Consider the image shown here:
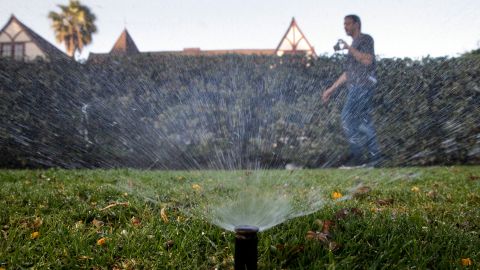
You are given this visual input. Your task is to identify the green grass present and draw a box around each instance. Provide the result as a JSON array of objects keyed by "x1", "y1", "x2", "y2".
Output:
[{"x1": 0, "y1": 167, "x2": 479, "y2": 269}]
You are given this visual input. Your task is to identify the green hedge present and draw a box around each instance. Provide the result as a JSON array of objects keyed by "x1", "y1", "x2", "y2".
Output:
[{"x1": 0, "y1": 54, "x2": 479, "y2": 168}]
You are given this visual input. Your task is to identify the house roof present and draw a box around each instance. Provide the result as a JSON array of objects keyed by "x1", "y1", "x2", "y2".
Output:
[
  {"x1": 88, "y1": 17, "x2": 316, "y2": 62},
  {"x1": 1, "y1": 14, "x2": 70, "y2": 61},
  {"x1": 110, "y1": 29, "x2": 140, "y2": 55},
  {"x1": 275, "y1": 17, "x2": 316, "y2": 57}
]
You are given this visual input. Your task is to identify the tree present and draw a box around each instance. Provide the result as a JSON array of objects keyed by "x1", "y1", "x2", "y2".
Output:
[{"x1": 48, "y1": 0, "x2": 97, "y2": 59}]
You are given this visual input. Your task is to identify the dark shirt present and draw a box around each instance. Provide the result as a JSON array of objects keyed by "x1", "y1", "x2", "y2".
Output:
[{"x1": 345, "y1": 33, "x2": 376, "y2": 87}]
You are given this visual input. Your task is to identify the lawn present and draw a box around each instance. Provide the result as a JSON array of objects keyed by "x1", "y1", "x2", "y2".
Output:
[{"x1": 0, "y1": 167, "x2": 479, "y2": 269}]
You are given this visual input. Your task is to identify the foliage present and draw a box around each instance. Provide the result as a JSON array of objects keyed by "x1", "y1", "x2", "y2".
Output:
[
  {"x1": 0, "y1": 54, "x2": 479, "y2": 168},
  {"x1": 48, "y1": 0, "x2": 97, "y2": 58}
]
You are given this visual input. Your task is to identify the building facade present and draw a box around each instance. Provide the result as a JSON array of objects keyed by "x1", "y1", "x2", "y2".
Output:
[{"x1": 0, "y1": 15, "x2": 69, "y2": 61}]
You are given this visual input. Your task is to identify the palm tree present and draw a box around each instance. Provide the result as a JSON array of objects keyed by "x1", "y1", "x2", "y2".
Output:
[{"x1": 48, "y1": 0, "x2": 97, "y2": 59}]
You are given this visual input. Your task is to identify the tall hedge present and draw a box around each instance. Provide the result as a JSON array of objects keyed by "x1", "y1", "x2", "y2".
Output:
[{"x1": 0, "y1": 54, "x2": 479, "y2": 168}]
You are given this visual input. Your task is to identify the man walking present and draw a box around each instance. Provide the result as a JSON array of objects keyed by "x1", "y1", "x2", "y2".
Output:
[{"x1": 322, "y1": 14, "x2": 381, "y2": 167}]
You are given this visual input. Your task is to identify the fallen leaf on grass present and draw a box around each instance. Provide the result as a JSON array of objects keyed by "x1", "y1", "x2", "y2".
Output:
[
  {"x1": 130, "y1": 217, "x2": 141, "y2": 227},
  {"x1": 427, "y1": 190, "x2": 438, "y2": 199},
  {"x1": 321, "y1": 220, "x2": 335, "y2": 234},
  {"x1": 287, "y1": 244, "x2": 305, "y2": 256},
  {"x1": 33, "y1": 217, "x2": 43, "y2": 228},
  {"x1": 92, "y1": 219, "x2": 104, "y2": 228},
  {"x1": 160, "y1": 207, "x2": 169, "y2": 223},
  {"x1": 19, "y1": 219, "x2": 29, "y2": 229},
  {"x1": 328, "y1": 241, "x2": 341, "y2": 251},
  {"x1": 305, "y1": 231, "x2": 340, "y2": 251},
  {"x1": 375, "y1": 198, "x2": 394, "y2": 206},
  {"x1": 461, "y1": 258, "x2": 472, "y2": 266},
  {"x1": 332, "y1": 191, "x2": 343, "y2": 200},
  {"x1": 112, "y1": 259, "x2": 137, "y2": 270},
  {"x1": 306, "y1": 231, "x2": 329, "y2": 243},
  {"x1": 100, "y1": 202, "x2": 129, "y2": 211},
  {"x1": 335, "y1": 208, "x2": 363, "y2": 220},
  {"x1": 468, "y1": 175, "x2": 479, "y2": 181},
  {"x1": 78, "y1": 255, "x2": 93, "y2": 260},
  {"x1": 192, "y1": 184, "x2": 202, "y2": 191},
  {"x1": 74, "y1": 221, "x2": 84, "y2": 230},
  {"x1": 30, "y1": 231, "x2": 40, "y2": 239},
  {"x1": 274, "y1": 243, "x2": 286, "y2": 251},
  {"x1": 97, "y1": 237, "x2": 107, "y2": 246},
  {"x1": 164, "y1": 240, "x2": 174, "y2": 250},
  {"x1": 352, "y1": 185, "x2": 371, "y2": 198},
  {"x1": 313, "y1": 219, "x2": 335, "y2": 234},
  {"x1": 411, "y1": 186, "x2": 420, "y2": 192},
  {"x1": 307, "y1": 220, "x2": 335, "y2": 244}
]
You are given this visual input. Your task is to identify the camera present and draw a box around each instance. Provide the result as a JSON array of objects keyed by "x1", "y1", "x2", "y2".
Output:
[{"x1": 333, "y1": 40, "x2": 343, "y2": 51}]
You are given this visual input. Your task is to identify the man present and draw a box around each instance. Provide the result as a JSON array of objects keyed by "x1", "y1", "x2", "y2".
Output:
[{"x1": 322, "y1": 14, "x2": 381, "y2": 167}]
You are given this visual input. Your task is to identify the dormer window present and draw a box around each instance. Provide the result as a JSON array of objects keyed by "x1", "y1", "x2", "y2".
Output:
[{"x1": 1, "y1": 42, "x2": 25, "y2": 60}]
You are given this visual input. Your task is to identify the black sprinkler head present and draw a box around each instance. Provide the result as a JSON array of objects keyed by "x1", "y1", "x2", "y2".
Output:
[{"x1": 234, "y1": 225, "x2": 259, "y2": 270}]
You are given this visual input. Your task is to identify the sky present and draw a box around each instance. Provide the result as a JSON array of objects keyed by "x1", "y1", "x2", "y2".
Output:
[{"x1": 1, "y1": 0, "x2": 480, "y2": 60}]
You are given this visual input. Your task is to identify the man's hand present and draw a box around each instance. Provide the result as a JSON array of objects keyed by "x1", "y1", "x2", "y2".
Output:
[
  {"x1": 338, "y1": 39, "x2": 350, "y2": 50},
  {"x1": 323, "y1": 73, "x2": 347, "y2": 104}
]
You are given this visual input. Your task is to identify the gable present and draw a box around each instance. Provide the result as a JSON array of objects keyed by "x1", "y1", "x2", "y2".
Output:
[
  {"x1": 275, "y1": 18, "x2": 316, "y2": 57},
  {"x1": 0, "y1": 15, "x2": 69, "y2": 61},
  {"x1": 4, "y1": 20, "x2": 23, "y2": 38}
]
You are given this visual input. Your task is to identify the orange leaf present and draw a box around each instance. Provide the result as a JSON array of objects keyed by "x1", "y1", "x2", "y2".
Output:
[
  {"x1": 332, "y1": 191, "x2": 343, "y2": 200},
  {"x1": 97, "y1": 237, "x2": 107, "y2": 246},
  {"x1": 461, "y1": 258, "x2": 472, "y2": 266},
  {"x1": 31, "y1": 231, "x2": 40, "y2": 239}
]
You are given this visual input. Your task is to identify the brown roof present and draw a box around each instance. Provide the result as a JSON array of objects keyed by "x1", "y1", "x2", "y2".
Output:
[
  {"x1": 110, "y1": 29, "x2": 139, "y2": 55},
  {"x1": 0, "y1": 14, "x2": 70, "y2": 61}
]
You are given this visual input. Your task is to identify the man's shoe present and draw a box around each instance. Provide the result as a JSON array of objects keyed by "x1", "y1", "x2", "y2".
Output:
[
  {"x1": 365, "y1": 157, "x2": 383, "y2": 168},
  {"x1": 339, "y1": 163, "x2": 367, "y2": 170},
  {"x1": 339, "y1": 156, "x2": 365, "y2": 169}
]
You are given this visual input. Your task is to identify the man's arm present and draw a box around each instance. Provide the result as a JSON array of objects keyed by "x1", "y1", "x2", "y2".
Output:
[
  {"x1": 346, "y1": 45, "x2": 373, "y2": 65},
  {"x1": 339, "y1": 39, "x2": 373, "y2": 66},
  {"x1": 322, "y1": 72, "x2": 347, "y2": 103}
]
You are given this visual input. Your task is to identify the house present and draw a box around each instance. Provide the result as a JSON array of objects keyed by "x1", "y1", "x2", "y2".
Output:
[
  {"x1": 0, "y1": 15, "x2": 69, "y2": 61},
  {"x1": 88, "y1": 17, "x2": 316, "y2": 62}
]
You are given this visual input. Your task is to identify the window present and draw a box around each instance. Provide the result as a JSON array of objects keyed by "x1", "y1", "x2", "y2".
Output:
[
  {"x1": 1, "y1": 43, "x2": 12, "y2": 57},
  {"x1": 14, "y1": 43, "x2": 24, "y2": 60},
  {"x1": 0, "y1": 43, "x2": 25, "y2": 60}
]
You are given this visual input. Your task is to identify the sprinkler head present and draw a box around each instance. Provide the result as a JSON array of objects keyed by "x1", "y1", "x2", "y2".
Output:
[{"x1": 234, "y1": 225, "x2": 259, "y2": 270}]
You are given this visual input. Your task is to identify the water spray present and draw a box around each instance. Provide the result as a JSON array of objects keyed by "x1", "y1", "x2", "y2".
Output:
[{"x1": 234, "y1": 225, "x2": 259, "y2": 270}]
